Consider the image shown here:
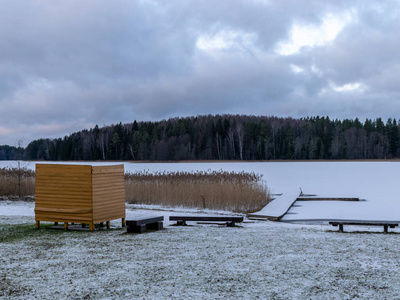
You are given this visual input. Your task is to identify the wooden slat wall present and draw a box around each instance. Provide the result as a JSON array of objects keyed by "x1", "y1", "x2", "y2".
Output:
[
  {"x1": 35, "y1": 164, "x2": 125, "y2": 225},
  {"x1": 35, "y1": 164, "x2": 93, "y2": 222},
  {"x1": 92, "y1": 165, "x2": 126, "y2": 223}
]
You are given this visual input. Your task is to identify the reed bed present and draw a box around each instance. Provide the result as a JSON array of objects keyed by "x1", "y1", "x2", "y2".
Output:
[
  {"x1": 0, "y1": 167, "x2": 35, "y2": 198},
  {"x1": 0, "y1": 167, "x2": 271, "y2": 213},
  {"x1": 125, "y1": 170, "x2": 271, "y2": 213}
]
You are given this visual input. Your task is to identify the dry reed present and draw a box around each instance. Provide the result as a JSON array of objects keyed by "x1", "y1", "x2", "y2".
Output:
[
  {"x1": 0, "y1": 167, "x2": 35, "y2": 198},
  {"x1": 0, "y1": 167, "x2": 271, "y2": 213},
  {"x1": 125, "y1": 170, "x2": 270, "y2": 213}
]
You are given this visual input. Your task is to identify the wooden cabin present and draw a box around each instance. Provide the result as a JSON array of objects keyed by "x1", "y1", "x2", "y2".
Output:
[{"x1": 35, "y1": 164, "x2": 126, "y2": 230}]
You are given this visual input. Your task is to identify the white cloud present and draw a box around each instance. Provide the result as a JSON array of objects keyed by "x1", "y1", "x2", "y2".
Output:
[
  {"x1": 276, "y1": 12, "x2": 354, "y2": 56},
  {"x1": 196, "y1": 33, "x2": 230, "y2": 52},
  {"x1": 329, "y1": 81, "x2": 366, "y2": 93},
  {"x1": 290, "y1": 64, "x2": 304, "y2": 73},
  {"x1": 24, "y1": 78, "x2": 54, "y2": 93},
  {"x1": 196, "y1": 28, "x2": 259, "y2": 57},
  {"x1": 311, "y1": 64, "x2": 323, "y2": 76}
]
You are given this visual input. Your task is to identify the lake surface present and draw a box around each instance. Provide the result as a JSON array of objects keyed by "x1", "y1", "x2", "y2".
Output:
[{"x1": 2, "y1": 160, "x2": 400, "y2": 221}]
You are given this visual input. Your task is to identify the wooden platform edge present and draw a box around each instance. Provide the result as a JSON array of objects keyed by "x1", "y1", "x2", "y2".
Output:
[
  {"x1": 298, "y1": 197, "x2": 360, "y2": 201},
  {"x1": 247, "y1": 192, "x2": 301, "y2": 222}
]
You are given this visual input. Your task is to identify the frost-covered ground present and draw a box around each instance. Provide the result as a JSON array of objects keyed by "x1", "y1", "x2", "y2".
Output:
[
  {"x1": 2, "y1": 201, "x2": 400, "y2": 299},
  {"x1": 2, "y1": 161, "x2": 400, "y2": 298}
]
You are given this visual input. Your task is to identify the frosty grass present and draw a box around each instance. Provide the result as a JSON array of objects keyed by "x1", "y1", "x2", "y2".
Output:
[{"x1": 2, "y1": 202, "x2": 400, "y2": 299}]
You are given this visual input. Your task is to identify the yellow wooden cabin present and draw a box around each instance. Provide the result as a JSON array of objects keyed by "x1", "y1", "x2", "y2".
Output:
[{"x1": 35, "y1": 164, "x2": 126, "y2": 230}]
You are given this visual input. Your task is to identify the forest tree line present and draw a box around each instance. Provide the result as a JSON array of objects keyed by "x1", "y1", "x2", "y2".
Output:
[
  {"x1": 0, "y1": 144, "x2": 24, "y2": 161},
  {"x1": 2, "y1": 115, "x2": 400, "y2": 161}
]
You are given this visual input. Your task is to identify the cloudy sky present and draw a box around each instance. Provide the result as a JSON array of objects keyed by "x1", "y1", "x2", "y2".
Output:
[{"x1": 1, "y1": 0, "x2": 400, "y2": 145}]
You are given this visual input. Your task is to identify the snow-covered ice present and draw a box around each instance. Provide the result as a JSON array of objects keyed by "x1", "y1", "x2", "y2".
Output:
[{"x1": 2, "y1": 160, "x2": 399, "y2": 221}]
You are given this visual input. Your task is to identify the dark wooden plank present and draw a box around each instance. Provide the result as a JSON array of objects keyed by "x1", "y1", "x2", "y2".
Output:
[
  {"x1": 298, "y1": 197, "x2": 359, "y2": 201},
  {"x1": 329, "y1": 221, "x2": 399, "y2": 233},
  {"x1": 126, "y1": 216, "x2": 164, "y2": 226},
  {"x1": 146, "y1": 221, "x2": 163, "y2": 231},
  {"x1": 126, "y1": 217, "x2": 164, "y2": 233},
  {"x1": 127, "y1": 224, "x2": 146, "y2": 233},
  {"x1": 169, "y1": 216, "x2": 243, "y2": 222},
  {"x1": 329, "y1": 221, "x2": 399, "y2": 226}
]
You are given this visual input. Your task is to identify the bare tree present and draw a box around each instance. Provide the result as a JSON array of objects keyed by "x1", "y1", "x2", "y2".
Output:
[
  {"x1": 215, "y1": 132, "x2": 222, "y2": 160},
  {"x1": 128, "y1": 144, "x2": 135, "y2": 160},
  {"x1": 236, "y1": 123, "x2": 244, "y2": 160},
  {"x1": 227, "y1": 128, "x2": 235, "y2": 159},
  {"x1": 13, "y1": 139, "x2": 28, "y2": 198},
  {"x1": 97, "y1": 131, "x2": 107, "y2": 160}
]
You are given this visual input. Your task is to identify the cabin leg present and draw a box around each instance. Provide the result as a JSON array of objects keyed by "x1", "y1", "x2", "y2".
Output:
[
  {"x1": 54, "y1": 222, "x2": 58, "y2": 226},
  {"x1": 339, "y1": 224, "x2": 344, "y2": 232},
  {"x1": 384, "y1": 225, "x2": 388, "y2": 233},
  {"x1": 122, "y1": 217, "x2": 126, "y2": 227},
  {"x1": 89, "y1": 223, "x2": 95, "y2": 231},
  {"x1": 64, "y1": 222, "x2": 68, "y2": 230},
  {"x1": 106, "y1": 221, "x2": 110, "y2": 229},
  {"x1": 36, "y1": 221, "x2": 40, "y2": 229}
]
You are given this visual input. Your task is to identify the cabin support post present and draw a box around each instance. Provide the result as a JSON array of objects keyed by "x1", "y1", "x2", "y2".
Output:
[
  {"x1": 89, "y1": 223, "x2": 95, "y2": 231},
  {"x1": 64, "y1": 222, "x2": 68, "y2": 230},
  {"x1": 36, "y1": 221, "x2": 40, "y2": 229}
]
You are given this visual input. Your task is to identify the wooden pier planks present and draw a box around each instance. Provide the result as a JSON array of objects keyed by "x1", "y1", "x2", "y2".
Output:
[{"x1": 248, "y1": 189, "x2": 301, "y2": 221}]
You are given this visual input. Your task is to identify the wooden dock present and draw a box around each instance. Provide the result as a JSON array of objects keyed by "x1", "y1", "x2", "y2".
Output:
[
  {"x1": 248, "y1": 191, "x2": 360, "y2": 221},
  {"x1": 248, "y1": 190, "x2": 301, "y2": 221},
  {"x1": 297, "y1": 197, "x2": 359, "y2": 201}
]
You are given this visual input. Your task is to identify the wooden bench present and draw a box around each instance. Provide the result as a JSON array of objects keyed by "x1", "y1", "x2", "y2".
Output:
[
  {"x1": 126, "y1": 216, "x2": 164, "y2": 233},
  {"x1": 169, "y1": 215, "x2": 243, "y2": 227},
  {"x1": 329, "y1": 221, "x2": 399, "y2": 233}
]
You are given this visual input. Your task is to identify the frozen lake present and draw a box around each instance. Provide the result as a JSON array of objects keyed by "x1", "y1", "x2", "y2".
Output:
[{"x1": 2, "y1": 160, "x2": 400, "y2": 221}]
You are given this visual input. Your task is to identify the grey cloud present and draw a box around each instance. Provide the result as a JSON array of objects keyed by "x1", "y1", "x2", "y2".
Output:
[
  {"x1": 1, "y1": 0, "x2": 400, "y2": 145},
  {"x1": 310, "y1": 3, "x2": 400, "y2": 94}
]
